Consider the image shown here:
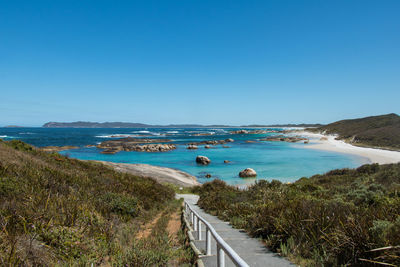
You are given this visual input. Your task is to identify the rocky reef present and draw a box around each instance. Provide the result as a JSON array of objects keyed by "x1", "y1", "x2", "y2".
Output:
[
  {"x1": 97, "y1": 137, "x2": 176, "y2": 154},
  {"x1": 187, "y1": 139, "x2": 234, "y2": 146},
  {"x1": 260, "y1": 135, "x2": 308, "y2": 143}
]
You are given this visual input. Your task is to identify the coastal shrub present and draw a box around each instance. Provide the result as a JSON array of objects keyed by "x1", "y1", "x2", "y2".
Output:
[
  {"x1": 99, "y1": 192, "x2": 141, "y2": 218},
  {"x1": 0, "y1": 140, "x2": 189, "y2": 266},
  {"x1": 198, "y1": 163, "x2": 400, "y2": 266}
]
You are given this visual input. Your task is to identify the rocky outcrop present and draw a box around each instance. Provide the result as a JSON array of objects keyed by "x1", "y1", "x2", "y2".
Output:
[
  {"x1": 187, "y1": 145, "x2": 198, "y2": 150},
  {"x1": 39, "y1": 146, "x2": 79, "y2": 152},
  {"x1": 230, "y1": 130, "x2": 249, "y2": 134},
  {"x1": 187, "y1": 139, "x2": 231, "y2": 146},
  {"x1": 97, "y1": 137, "x2": 175, "y2": 153},
  {"x1": 196, "y1": 155, "x2": 211, "y2": 165},
  {"x1": 260, "y1": 135, "x2": 308, "y2": 143},
  {"x1": 101, "y1": 143, "x2": 176, "y2": 154},
  {"x1": 224, "y1": 160, "x2": 230, "y2": 164},
  {"x1": 204, "y1": 145, "x2": 211, "y2": 149},
  {"x1": 225, "y1": 138, "x2": 234, "y2": 142},
  {"x1": 239, "y1": 168, "x2": 257, "y2": 178},
  {"x1": 97, "y1": 161, "x2": 200, "y2": 187}
]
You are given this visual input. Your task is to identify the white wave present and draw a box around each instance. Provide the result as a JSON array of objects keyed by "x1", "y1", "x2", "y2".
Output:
[
  {"x1": 95, "y1": 134, "x2": 139, "y2": 138},
  {"x1": 166, "y1": 131, "x2": 179, "y2": 134},
  {"x1": 210, "y1": 128, "x2": 227, "y2": 133},
  {"x1": 0, "y1": 135, "x2": 7, "y2": 138},
  {"x1": 19, "y1": 132, "x2": 36, "y2": 135},
  {"x1": 132, "y1": 130, "x2": 150, "y2": 133}
]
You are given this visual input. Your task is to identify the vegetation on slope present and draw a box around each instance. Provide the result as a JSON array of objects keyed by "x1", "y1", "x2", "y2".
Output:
[
  {"x1": 0, "y1": 139, "x2": 194, "y2": 266},
  {"x1": 308, "y1": 113, "x2": 400, "y2": 150},
  {"x1": 198, "y1": 164, "x2": 400, "y2": 266}
]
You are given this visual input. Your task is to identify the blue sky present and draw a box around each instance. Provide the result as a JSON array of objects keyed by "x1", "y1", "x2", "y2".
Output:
[{"x1": 1, "y1": 0, "x2": 399, "y2": 126}]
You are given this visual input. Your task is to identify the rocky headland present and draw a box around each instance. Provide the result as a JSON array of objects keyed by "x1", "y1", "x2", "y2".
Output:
[{"x1": 95, "y1": 161, "x2": 200, "y2": 187}]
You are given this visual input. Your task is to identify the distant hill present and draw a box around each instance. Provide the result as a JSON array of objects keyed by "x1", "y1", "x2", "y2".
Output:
[{"x1": 309, "y1": 113, "x2": 400, "y2": 150}]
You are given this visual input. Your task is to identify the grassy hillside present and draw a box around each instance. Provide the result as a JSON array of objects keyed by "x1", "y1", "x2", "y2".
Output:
[
  {"x1": 308, "y1": 113, "x2": 400, "y2": 150},
  {"x1": 197, "y1": 164, "x2": 400, "y2": 266},
  {"x1": 0, "y1": 139, "x2": 194, "y2": 266}
]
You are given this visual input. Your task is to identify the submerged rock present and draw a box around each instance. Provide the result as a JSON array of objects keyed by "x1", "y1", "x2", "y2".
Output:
[
  {"x1": 224, "y1": 160, "x2": 230, "y2": 164},
  {"x1": 239, "y1": 168, "x2": 257, "y2": 178},
  {"x1": 196, "y1": 155, "x2": 211, "y2": 165}
]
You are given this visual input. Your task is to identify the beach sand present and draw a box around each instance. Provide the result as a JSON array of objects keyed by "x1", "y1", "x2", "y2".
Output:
[{"x1": 299, "y1": 131, "x2": 400, "y2": 164}]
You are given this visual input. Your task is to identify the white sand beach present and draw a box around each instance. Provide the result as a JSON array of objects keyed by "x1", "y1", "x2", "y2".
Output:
[{"x1": 299, "y1": 131, "x2": 400, "y2": 164}]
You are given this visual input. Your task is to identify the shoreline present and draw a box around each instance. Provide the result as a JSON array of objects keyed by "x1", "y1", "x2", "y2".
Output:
[
  {"x1": 94, "y1": 160, "x2": 200, "y2": 187},
  {"x1": 299, "y1": 131, "x2": 400, "y2": 164}
]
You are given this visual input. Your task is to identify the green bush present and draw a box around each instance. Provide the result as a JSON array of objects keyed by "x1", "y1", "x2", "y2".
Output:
[
  {"x1": 198, "y1": 163, "x2": 400, "y2": 266},
  {"x1": 100, "y1": 192, "x2": 141, "y2": 217}
]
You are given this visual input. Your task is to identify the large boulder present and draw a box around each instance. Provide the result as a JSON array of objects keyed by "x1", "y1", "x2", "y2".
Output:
[
  {"x1": 239, "y1": 168, "x2": 257, "y2": 178},
  {"x1": 187, "y1": 145, "x2": 198, "y2": 150},
  {"x1": 225, "y1": 138, "x2": 234, "y2": 142},
  {"x1": 196, "y1": 155, "x2": 211, "y2": 165},
  {"x1": 230, "y1": 130, "x2": 249, "y2": 134}
]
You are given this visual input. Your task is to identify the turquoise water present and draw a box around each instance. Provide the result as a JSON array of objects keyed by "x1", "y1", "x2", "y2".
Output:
[{"x1": 0, "y1": 127, "x2": 368, "y2": 184}]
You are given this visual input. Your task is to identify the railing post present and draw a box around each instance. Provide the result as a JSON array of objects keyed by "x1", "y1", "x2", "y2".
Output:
[
  {"x1": 191, "y1": 211, "x2": 194, "y2": 226},
  {"x1": 198, "y1": 219, "x2": 202, "y2": 240},
  {"x1": 206, "y1": 226, "x2": 211, "y2": 255},
  {"x1": 217, "y1": 244, "x2": 225, "y2": 267},
  {"x1": 193, "y1": 215, "x2": 198, "y2": 231}
]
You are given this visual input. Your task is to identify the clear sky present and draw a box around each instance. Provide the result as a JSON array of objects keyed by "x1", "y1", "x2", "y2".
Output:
[{"x1": 1, "y1": 0, "x2": 399, "y2": 126}]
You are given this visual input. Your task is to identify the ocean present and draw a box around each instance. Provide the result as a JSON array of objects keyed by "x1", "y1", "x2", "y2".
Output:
[{"x1": 0, "y1": 127, "x2": 368, "y2": 185}]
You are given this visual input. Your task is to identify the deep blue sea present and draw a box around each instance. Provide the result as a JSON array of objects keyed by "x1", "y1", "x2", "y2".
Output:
[{"x1": 0, "y1": 127, "x2": 369, "y2": 185}]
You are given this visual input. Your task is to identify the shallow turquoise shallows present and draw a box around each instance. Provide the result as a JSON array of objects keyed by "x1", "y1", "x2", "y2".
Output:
[{"x1": 0, "y1": 127, "x2": 369, "y2": 185}]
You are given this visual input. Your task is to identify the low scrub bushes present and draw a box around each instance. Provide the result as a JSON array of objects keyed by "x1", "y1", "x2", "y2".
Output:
[
  {"x1": 198, "y1": 163, "x2": 400, "y2": 266},
  {"x1": 0, "y1": 140, "x2": 178, "y2": 265}
]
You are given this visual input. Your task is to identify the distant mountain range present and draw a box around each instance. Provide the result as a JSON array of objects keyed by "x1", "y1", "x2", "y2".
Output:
[
  {"x1": 42, "y1": 121, "x2": 323, "y2": 128},
  {"x1": 308, "y1": 113, "x2": 400, "y2": 150}
]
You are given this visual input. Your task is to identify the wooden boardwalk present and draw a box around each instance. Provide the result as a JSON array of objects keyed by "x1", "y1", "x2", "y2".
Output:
[{"x1": 177, "y1": 194, "x2": 295, "y2": 267}]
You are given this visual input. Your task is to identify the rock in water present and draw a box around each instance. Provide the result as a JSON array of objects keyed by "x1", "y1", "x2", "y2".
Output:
[
  {"x1": 187, "y1": 145, "x2": 198, "y2": 150},
  {"x1": 224, "y1": 160, "x2": 230, "y2": 164},
  {"x1": 239, "y1": 168, "x2": 257, "y2": 178},
  {"x1": 225, "y1": 138, "x2": 234, "y2": 142},
  {"x1": 196, "y1": 155, "x2": 211, "y2": 165},
  {"x1": 205, "y1": 173, "x2": 212, "y2": 178}
]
